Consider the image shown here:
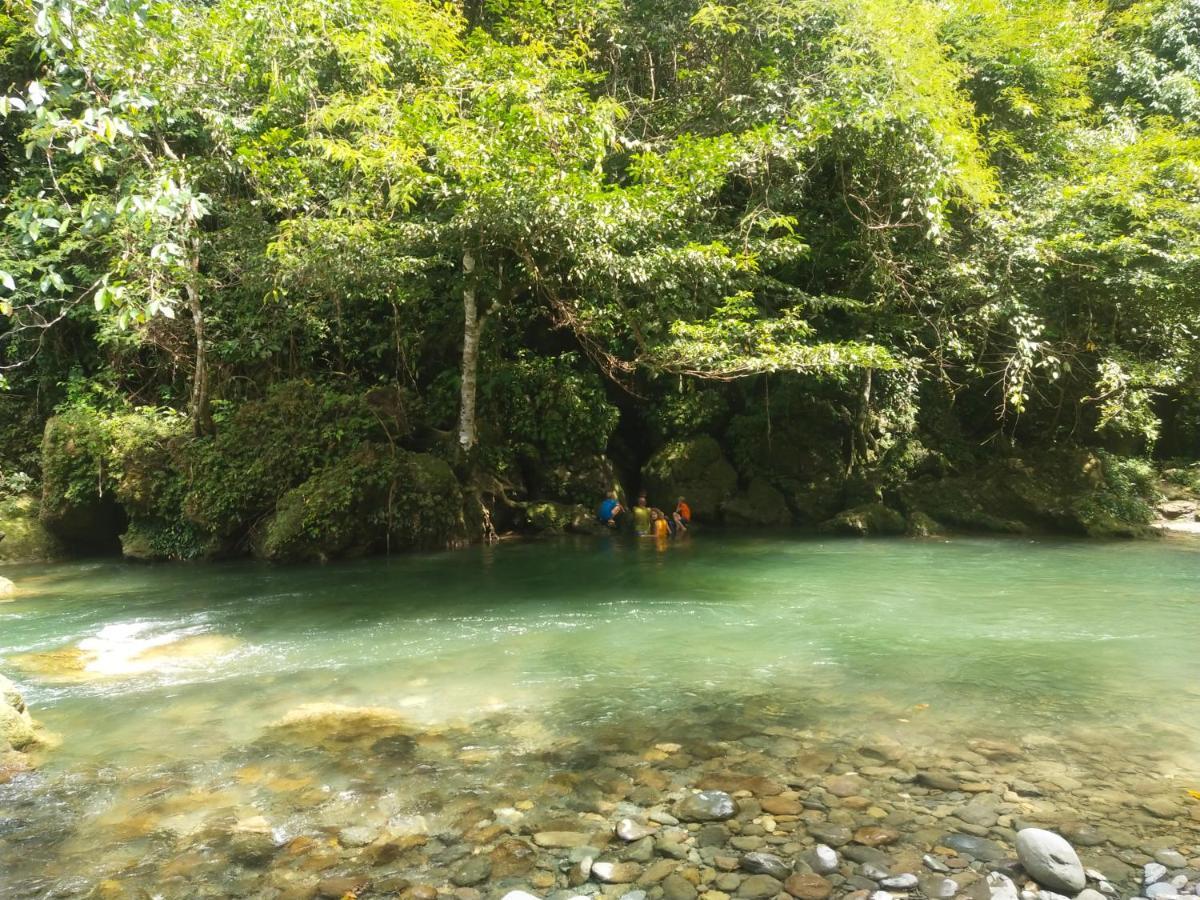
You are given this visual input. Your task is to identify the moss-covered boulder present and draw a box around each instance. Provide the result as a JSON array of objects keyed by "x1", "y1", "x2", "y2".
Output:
[
  {"x1": 897, "y1": 450, "x2": 1157, "y2": 538},
  {"x1": 722, "y1": 478, "x2": 793, "y2": 527},
  {"x1": 0, "y1": 494, "x2": 64, "y2": 563},
  {"x1": 258, "y1": 444, "x2": 463, "y2": 562},
  {"x1": 819, "y1": 502, "x2": 906, "y2": 536},
  {"x1": 0, "y1": 673, "x2": 38, "y2": 751},
  {"x1": 642, "y1": 436, "x2": 737, "y2": 521}
]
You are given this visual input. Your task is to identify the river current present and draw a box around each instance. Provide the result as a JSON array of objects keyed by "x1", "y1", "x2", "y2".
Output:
[{"x1": 1, "y1": 534, "x2": 1198, "y2": 897}]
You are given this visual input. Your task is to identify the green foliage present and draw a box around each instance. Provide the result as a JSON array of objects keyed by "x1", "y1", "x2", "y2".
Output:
[
  {"x1": 1, "y1": 0, "x2": 1198, "y2": 549},
  {"x1": 1074, "y1": 451, "x2": 1158, "y2": 533},
  {"x1": 482, "y1": 353, "x2": 618, "y2": 467}
]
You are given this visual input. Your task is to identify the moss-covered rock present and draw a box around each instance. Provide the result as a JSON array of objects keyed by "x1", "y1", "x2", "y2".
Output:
[
  {"x1": 819, "y1": 502, "x2": 906, "y2": 536},
  {"x1": 0, "y1": 494, "x2": 64, "y2": 563},
  {"x1": 897, "y1": 449, "x2": 1157, "y2": 538},
  {"x1": 642, "y1": 436, "x2": 737, "y2": 521},
  {"x1": 258, "y1": 444, "x2": 463, "y2": 562},
  {"x1": 905, "y1": 510, "x2": 943, "y2": 537},
  {"x1": 722, "y1": 478, "x2": 793, "y2": 527}
]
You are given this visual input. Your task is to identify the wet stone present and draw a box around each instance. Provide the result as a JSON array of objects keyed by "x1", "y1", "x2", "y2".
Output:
[
  {"x1": 1141, "y1": 799, "x2": 1180, "y2": 820},
  {"x1": 451, "y1": 855, "x2": 493, "y2": 886},
  {"x1": 852, "y1": 827, "x2": 900, "y2": 848},
  {"x1": 740, "y1": 852, "x2": 791, "y2": 880},
  {"x1": 1015, "y1": 829, "x2": 1085, "y2": 895},
  {"x1": 924, "y1": 855, "x2": 951, "y2": 873},
  {"x1": 806, "y1": 845, "x2": 840, "y2": 875},
  {"x1": 618, "y1": 819, "x2": 655, "y2": 842},
  {"x1": 536, "y1": 832, "x2": 592, "y2": 849},
  {"x1": 592, "y1": 861, "x2": 642, "y2": 884},
  {"x1": 1145, "y1": 864, "x2": 1169, "y2": 887},
  {"x1": 1154, "y1": 851, "x2": 1187, "y2": 869},
  {"x1": 807, "y1": 824, "x2": 853, "y2": 847},
  {"x1": 731, "y1": 836, "x2": 765, "y2": 851},
  {"x1": 318, "y1": 876, "x2": 369, "y2": 898},
  {"x1": 737, "y1": 874, "x2": 784, "y2": 899},
  {"x1": 784, "y1": 874, "x2": 833, "y2": 900},
  {"x1": 663, "y1": 877, "x2": 699, "y2": 900},
  {"x1": 843, "y1": 846, "x2": 893, "y2": 867},
  {"x1": 919, "y1": 773, "x2": 961, "y2": 792},
  {"x1": 699, "y1": 825, "x2": 731, "y2": 847},
  {"x1": 1059, "y1": 823, "x2": 1106, "y2": 848},
  {"x1": 940, "y1": 834, "x2": 1007, "y2": 862},
  {"x1": 880, "y1": 874, "x2": 918, "y2": 890},
  {"x1": 620, "y1": 837, "x2": 655, "y2": 863},
  {"x1": 677, "y1": 791, "x2": 738, "y2": 823}
]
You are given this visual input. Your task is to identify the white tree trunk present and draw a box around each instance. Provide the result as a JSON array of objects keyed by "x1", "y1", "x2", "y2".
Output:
[{"x1": 458, "y1": 249, "x2": 479, "y2": 451}]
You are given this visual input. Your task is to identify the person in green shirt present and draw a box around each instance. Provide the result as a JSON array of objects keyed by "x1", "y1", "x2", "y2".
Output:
[{"x1": 633, "y1": 493, "x2": 651, "y2": 535}]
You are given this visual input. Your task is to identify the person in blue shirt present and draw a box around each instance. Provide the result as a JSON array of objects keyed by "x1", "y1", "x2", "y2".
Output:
[{"x1": 597, "y1": 492, "x2": 623, "y2": 528}]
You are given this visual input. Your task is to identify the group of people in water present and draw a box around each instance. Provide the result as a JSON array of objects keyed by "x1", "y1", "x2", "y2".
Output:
[{"x1": 597, "y1": 492, "x2": 691, "y2": 538}]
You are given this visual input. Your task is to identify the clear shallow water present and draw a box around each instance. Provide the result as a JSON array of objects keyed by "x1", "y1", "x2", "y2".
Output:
[{"x1": 1, "y1": 533, "x2": 1199, "y2": 895}]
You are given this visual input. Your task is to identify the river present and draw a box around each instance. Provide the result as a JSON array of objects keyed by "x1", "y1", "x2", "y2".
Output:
[{"x1": 1, "y1": 534, "x2": 1198, "y2": 898}]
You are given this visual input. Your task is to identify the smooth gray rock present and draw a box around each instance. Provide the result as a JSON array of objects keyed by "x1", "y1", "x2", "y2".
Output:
[
  {"x1": 1146, "y1": 864, "x2": 1170, "y2": 887},
  {"x1": 662, "y1": 875, "x2": 697, "y2": 900},
  {"x1": 987, "y1": 872, "x2": 1020, "y2": 900},
  {"x1": 881, "y1": 874, "x2": 918, "y2": 890},
  {"x1": 1075, "y1": 890, "x2": 1107, "y2": 900},
  {"x1": 501, "y1": 893, "x2": 542, "y2": 900},
  {"x1": 1146, "y1": 885, "x2": 1181, "y2": 900},
  {"x1": 1015, "y1": 829, "x2": 1086, "y2": 895},
  {"x1": 924, "y1": 855, "x2": 951, "y2": 873},
  {"x1": 862, "y1": 864, "x2": 890, "y2": 882},
  {"x1": 591, "y1": 861, "x2": 642, "y2": 884},
  {"x1": 676, "y1": 791, "x2": 737, "y2": 822},
  {"x1": 935, "y1": 878, "x2": 958, "y2": 899},
  {"x1": 807, "y1": 824, "x2": 853, "y2": 847},
  {"x1": 617, "y1": 819, "x2": 655, "y2": 842},
  {"x1": 807, "y1": 844, "x2": 839, "y2": 875},
  {"x1": 736, "y1": 875, "x2": 782, "y2": 899},
  {"x1": 740, "y1": 852, "x2": 790, "y2": 880},
  {"x1": 1155, "y1": 851, "x2": 1187, "y2": 869},
  {"x1": 450, "y1": 855, "x2": 492, "y2": 887},
  {"x1": 941, "y1": 834, "x2": 1006, "y2": 862}
]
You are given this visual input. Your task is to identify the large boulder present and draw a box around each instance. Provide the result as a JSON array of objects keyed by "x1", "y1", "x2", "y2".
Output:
[
  {"x1": 818, "y1": 502, "x2": 906, "y2": 536},
  {"x1": 0, "y1": 674, "x2": 37, "y2": 750},
  {"x1": 722, "y1": 478, "x2": 793, "y2": 527},
  {"x1": 0, "y1": 494, "x2": 65, "y2": 563},
  {"x1": 259, "y1": 445, "x2": 463, "y2": 562},
  {"x1": 898, "y1": 450, "x2": 1156, "y2": 538},
  {"x1": 642, "y1": 436, "x2": 737, "y2": 521}
]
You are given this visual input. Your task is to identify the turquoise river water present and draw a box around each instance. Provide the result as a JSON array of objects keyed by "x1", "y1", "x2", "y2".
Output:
[{"x1": 1, "y1": 533, "x2": 1198, "y2": 897}]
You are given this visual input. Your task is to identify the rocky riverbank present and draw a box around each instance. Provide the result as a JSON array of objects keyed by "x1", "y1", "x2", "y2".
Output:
[{"x1": 2, "y1": 694, "x2": 1196, "y2": 900}]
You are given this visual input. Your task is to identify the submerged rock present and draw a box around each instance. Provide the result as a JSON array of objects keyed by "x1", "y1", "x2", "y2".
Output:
[
  {"x1": 267, "y1": 702, "x2": 412, "y2": 748},
  {"x1": 818, "y1": 503, "x2": 906, "y2": 536},
  {"x1": 0, "y1": 674, "x2": 37, "y2": 750},
  {"x1": 10, "y1": 631, "x2": 239, "y2": 682},
  {"x1": 676, "y1": 790, "x2": 737, "y2": 822},
  {"x1": 1015, "y1": 829, "x2": 1086, "y2": 895}
]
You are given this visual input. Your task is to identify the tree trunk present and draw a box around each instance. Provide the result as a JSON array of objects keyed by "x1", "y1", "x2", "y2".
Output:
[
  {"x1": 458, "y1": 249, "x2": 480, "y2": 452},
  {"x1": 187, "y1": 235, "x2": 213, "y2": 437}
]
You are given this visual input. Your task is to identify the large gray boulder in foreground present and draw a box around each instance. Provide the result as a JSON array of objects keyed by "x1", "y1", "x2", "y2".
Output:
[{"x1": 1015, "y1": 828, "x2": 1086, "y2": 894}]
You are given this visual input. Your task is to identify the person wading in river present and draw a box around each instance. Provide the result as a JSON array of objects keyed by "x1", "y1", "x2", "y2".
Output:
[{"x1": 633, "y1": 494, "x2": 651, "y2": 535}]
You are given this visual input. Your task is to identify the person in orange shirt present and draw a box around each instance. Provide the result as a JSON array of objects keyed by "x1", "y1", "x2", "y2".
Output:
[{"x1": 674, "y1": 497, "x2": 691, "y2": 527}]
